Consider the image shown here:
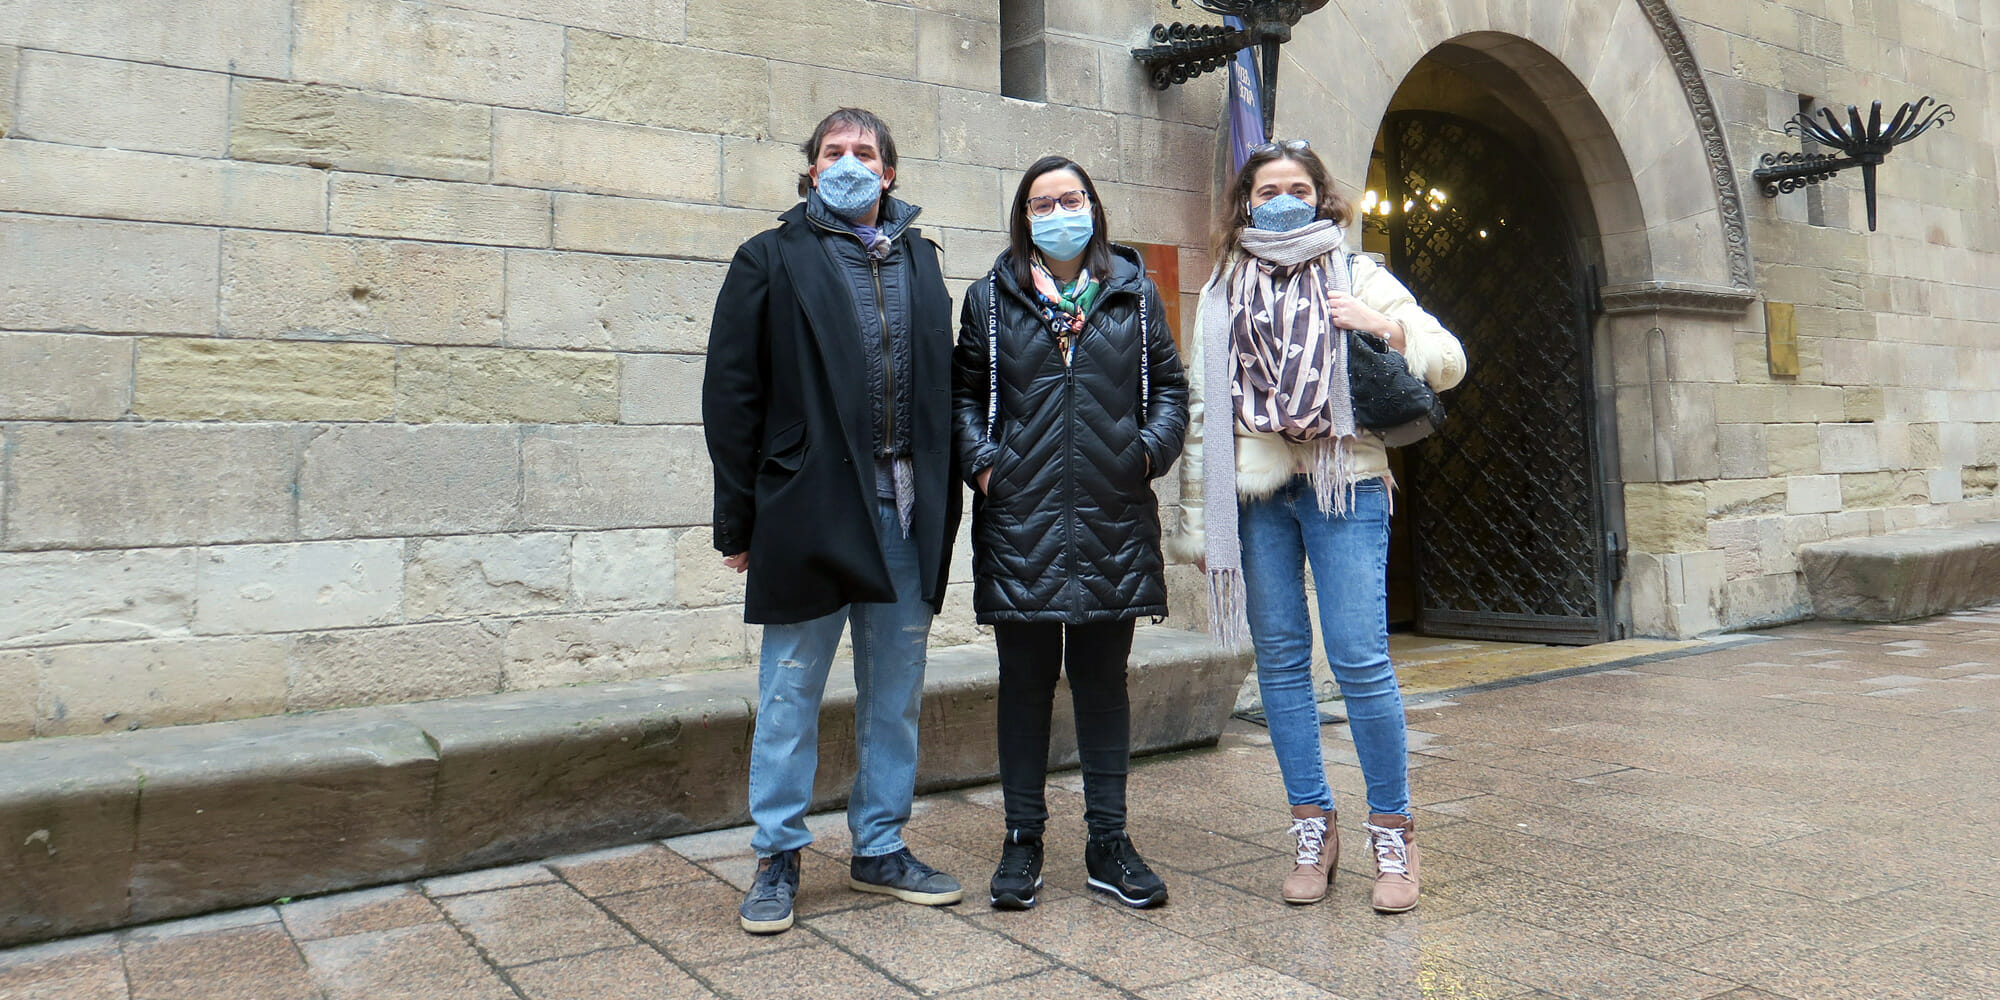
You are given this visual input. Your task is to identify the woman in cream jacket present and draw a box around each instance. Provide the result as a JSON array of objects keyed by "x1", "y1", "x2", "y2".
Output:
[{"x1": 1167, "y1": 140, "x2": 1465, "y2": 913}]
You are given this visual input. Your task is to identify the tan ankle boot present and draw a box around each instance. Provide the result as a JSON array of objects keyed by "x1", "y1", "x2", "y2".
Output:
[
  {"x1": 1281, "y1": 805, "x2": 1336, "y2": 904},
  {"x1": 1364, "y1": 813, "x2": 1418, "y2": 913}
]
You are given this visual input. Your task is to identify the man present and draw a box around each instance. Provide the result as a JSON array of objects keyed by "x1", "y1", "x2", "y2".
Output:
[{"x1": 703, "y1": 108, "x2": 963, "y2": 935}]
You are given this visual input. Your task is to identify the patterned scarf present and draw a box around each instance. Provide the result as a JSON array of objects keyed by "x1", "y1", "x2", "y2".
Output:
[
  {"x1": 1196, "y1": 220, "x2": 1353, "y2": 648},
  {"x1": 1227, "y1": 237, "x2": 1357, "y2": 516},
  {"x1": 1029, "y1": 259, "x2": 1102, "y2": 360}
]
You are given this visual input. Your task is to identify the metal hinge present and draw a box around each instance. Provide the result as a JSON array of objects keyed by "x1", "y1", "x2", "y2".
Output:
[{"x1": 1606, "y1": 530, "x2": 1625, "y2": 583}]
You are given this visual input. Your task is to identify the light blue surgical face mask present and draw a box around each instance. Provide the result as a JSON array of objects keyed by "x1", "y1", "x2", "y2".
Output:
[
  {"x1": 1249, "y1": 193, "x2": 1317, "y2": 232},
  {"x1": 815, "y1": 154, "x2": 884, "y2": 220},
  {"x1": 1030, "y1": 208, "x2": 1094, "y2": 262}
]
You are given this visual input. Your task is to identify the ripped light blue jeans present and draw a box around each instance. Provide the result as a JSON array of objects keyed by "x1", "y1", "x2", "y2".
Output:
[
  {"x1": 1239, "y1": 475, "x2": 1410, "y2": 818},
  {"x1": 748, "y1": 498, "x2": 932, "y2": 858}
]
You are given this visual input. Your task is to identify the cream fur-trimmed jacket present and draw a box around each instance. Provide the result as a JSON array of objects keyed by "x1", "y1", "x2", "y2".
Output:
[{"x1": 1164, "y1": 252, "x2": 1467, "y2": 564}]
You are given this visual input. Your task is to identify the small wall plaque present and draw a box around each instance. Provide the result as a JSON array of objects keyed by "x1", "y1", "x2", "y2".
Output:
[{"x1": 1766, "y1": 301, "x2": 1799, "y2": 376}]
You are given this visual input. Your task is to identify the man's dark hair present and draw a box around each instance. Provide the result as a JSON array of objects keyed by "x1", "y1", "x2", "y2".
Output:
[{"x1": 797, "y1": 108, "x2": 899, "y2": 197}]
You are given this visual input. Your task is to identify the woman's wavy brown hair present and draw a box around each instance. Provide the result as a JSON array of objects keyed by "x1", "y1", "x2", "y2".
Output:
[{"x1": 1209, "y1": 142, "x2": 1353, "y2": 265}]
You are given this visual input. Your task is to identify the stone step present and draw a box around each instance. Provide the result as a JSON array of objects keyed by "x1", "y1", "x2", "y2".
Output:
[
  {"x1": 0, "y1": 626, "x2": 1248, "y2": 947},
  {"x1": 1800, "y1": 520, "x2": 2000, "y2": 622}
]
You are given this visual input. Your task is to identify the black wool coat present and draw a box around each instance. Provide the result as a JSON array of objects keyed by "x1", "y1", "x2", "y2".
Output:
[
  {"x1": 951, "y1": 245, "x2": 1189, "y2": 624},
  {"x1": 703, "y1": 200, "x2": 961, "y2": 625}
]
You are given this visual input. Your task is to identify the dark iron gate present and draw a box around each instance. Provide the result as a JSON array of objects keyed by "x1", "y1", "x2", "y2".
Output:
[{"x1": 1385, "y1": 112, "x2": 1615, "y2": 645}]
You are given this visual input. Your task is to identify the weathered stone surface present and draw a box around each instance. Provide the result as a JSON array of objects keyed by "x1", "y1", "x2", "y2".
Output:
[
  {"x1": 293, "y1": 0, "x2": 564, "y2": 110},
  {"x1": 288, "y1": 622, "x2": 505, "y2": 711},
  {"x1": 672, "y1": 527, "x2": 745, "y2": 608},
  {"x1": 522, "y1": 426, "x2": 710, "y2": 529},
  {"x1": 437, "y1": 0, "x2": 685, "y2": 40},
  {"x1": 551, "y1": 194, "x2": 768, "y2": 259},
  {"x1": 0, "y1": 650, "x2": 33, "y2": 739},
  {"x1": 1800, "y1": 521, "x2": 2000, "y2": 621},
  {"x1": 503, "y1": 607, "x2": 747, "y2": 689},
  {"x1": 299, "y1": 425, "x2": 521, "y2": 538},
  {"x1": 687, "y1": 0, "x2": 914, "y2": 76},
  {"x1": 221, "y1": 232, "x2": 505, "y2": 346},
  {"x1": 1787, "y1": 474, "x2": 1842, "y2": 514},
  {"x1": 0, "y1": 738, "x2": 143, "y2": 943},
  {"x1": 767, "y1": 62, "x2": 940, "y2": 160},
  {"x1": 494, "y1": 110, "x2": 721, "y2": 202},
  {"x1": 133, "y1": 338, "x2": 396, "y2": 421},
  {"x1": 891, "y1": 158, "x2": 1007, "y2": 232},
  {"x1": 719, "y1": 137, "x2": 805, "y2": 212},
  {"x1": 0, "y1": 215, "x2": 218, "y2": 335},
  {"x1": 0, "y1": 548, "x2": 197, "y2": 649},
  {"x1": 939, "y1": 89, "x2": 1121, "y2": 173},
  {"x1": 0, "y1": 47, "x2": 15, "y2": 138},
  {"x1": 505, "y1": 252, "x2": 726, "y2": 354},
  {"x1": 914, "y1": 10, "x2": 999, "y2": 91},
  {"x1": 125, "y1": 714, "x2": 439, "y2": 923},
  {"x1": 571, "y1": 530, "x2": 677, "y2": 611},
  {"x1": 619, "y1": 354, "x2": 704, "y2": 425},
  {"x1": 331, "y1": 174, "x2": 552, "y2": 248},
  {"x1": 1966, "y1": 465, "x2": 1999, "y2": 499},
  {"x1": 396, "y1": 346, "x2": 619, "y2": 423},
  {"x1": 1817, "y1": 423, "x2": 1882, "y2": 473},
  {"x1": 1716, "y1": 422, "x2": 1767, "y2": 479},
  {"x1": 1840, "y1": 470, "x2": 1928, "y2": 510},
  {"x1": 0, "y1": 0, "x2": 289, "y2": 76},
  {"x1": 1764, "y1": 423, "x2": 1821, "y2": 476},
  {"x1": 16, "y1": 51, "x2": 228, "y2": 155},
  {"x1": 194, "y1": 540, "x2": 403, "y2": 636},
  {"x1": 5, "y1": 424, "x2": 294, "y2": 549},
  {"x1": 405, "y1": 533, "x2": 569, "y2": 621},
  {"x1": 1705, "y1": 478, "x2": 1787, "y2": 520},
  {"x1": 565, "y1": 31, "x2": 766, "y2": 137},
  {"x1": 32, "y1": 636, "x2": 289, "y2": 737},
  {"x1": 1624, "y1": 482, "x2": 1708, "y2": 553},
  {"x1": 0, "y1": 332, "x2": 132, "y2": 420},
  {"x1": 0, "y1": 142, "x2": 325, "y2": 232},
  {"x1": 230, "y1": 81, "x2": 492, "y2": 182}
]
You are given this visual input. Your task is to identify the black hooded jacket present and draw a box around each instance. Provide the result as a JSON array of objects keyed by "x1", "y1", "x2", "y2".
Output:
[{"x1": 951, "y1": 245, "x2": 1189, "y2": 623}]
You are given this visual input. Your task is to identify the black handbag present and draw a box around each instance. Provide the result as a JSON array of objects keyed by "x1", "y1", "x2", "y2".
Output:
[{"x1": 1343, "y1": 254, "x2": 1445, "y2": 447}]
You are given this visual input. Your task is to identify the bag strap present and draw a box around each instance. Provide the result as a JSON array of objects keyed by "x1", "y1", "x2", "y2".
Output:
[
  {"x1": 984, "y1": 273, "x2": 999, "y2": 441},
  {"x1": 1139, "y1": 290, "x2": 1151, "y2": 417}
]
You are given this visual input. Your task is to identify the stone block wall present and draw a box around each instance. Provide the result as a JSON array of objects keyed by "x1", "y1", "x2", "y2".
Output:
[
  {"x1": 1620, "y1": 0, "x2": 2000, "y2": 634},
  {"x1": 0, "y1": 0, "x2": 1221, "y2": 741}
]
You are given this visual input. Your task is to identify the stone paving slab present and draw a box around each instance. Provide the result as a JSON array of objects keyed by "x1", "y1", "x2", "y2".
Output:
[{"x1": 4, "y1": 606, "x2": 1997, "y2": 999}]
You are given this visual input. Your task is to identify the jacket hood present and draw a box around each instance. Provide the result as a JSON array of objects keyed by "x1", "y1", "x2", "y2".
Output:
[{"x1": 989, "y1": 242, "x2": 1149, "y2": 301}]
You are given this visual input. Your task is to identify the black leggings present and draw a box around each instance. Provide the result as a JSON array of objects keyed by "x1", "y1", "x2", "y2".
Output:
[{"x1": 993, "y1": 618, "x2": 1136, "y2": 839}]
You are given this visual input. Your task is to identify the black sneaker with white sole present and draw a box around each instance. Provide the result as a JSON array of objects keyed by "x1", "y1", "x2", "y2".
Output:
[
  {"x1": 738, "y1": 849, "x2": 800, "y2": 934},
  {"x1": 849, "y1": 846, "x2": 964, "y2": 905},
  {"x1": 989, "y1": 830, "x2": 1044, "y2": 910},
  {"x1": 1085, "y1": 831, "x2": 1167, "y2": 908}
]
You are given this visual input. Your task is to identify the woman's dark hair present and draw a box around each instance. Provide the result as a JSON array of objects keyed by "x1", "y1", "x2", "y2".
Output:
[
  {"x1": 1210, "y1": 142, "x2": 1353, "y2": 263},
  {"x1": 797, "y1": 107, "x2": 898, "y2": 197},
  {"x1": 1008, "y1": 155, "x2": 1115, "y2": 290}
]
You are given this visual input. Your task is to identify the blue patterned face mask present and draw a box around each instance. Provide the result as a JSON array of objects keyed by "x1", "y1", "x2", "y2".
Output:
[
  {"x1": 1249, "y1": 193, "x2": 1317, "y2": 232},
  {"x1": 815, "y1": 154, "x2": 884, "y2": 220},
  {"x1": 1030, "y1": 209, "x2": 1094, "y2": 261}
]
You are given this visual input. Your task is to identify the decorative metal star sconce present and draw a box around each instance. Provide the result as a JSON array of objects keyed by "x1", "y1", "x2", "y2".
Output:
[
  {"x1": 1131, "y1": 0, "x2": 1329, "y2": 137},
  {"x1": 1752, "y1": 97, "x2": 1954, "y2": 231}
]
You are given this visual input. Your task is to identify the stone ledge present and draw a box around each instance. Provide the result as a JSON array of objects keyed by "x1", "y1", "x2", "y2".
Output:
[
  {"x1": 0, "y1": 626, "x2": 1247, "y2": 947},
  {"x1": 1799, "y1": 521, "x2": 2000, "y2": 622}
]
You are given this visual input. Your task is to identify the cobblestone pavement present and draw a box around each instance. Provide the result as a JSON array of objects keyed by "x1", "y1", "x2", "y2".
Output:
[{"x1": 5, "y1": 607, "x2": 1998, "y2": 1000}]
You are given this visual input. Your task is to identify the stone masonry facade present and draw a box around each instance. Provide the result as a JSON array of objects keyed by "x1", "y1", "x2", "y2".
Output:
[{"x1": 2, "y1": 0, "x2": 1997, "y2": 740}]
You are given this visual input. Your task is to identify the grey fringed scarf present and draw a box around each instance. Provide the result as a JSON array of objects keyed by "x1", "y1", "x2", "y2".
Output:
[{"x1": 1198, "y1": 220, "x2": 1355, "y2": 648}]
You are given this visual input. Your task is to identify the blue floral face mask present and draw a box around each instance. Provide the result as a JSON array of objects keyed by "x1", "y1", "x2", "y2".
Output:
[
  {"x1": 1030, "y1": 209, "x2": 1094, "y2": 261},
  {"x1": 815, "y1": 154, "x2": 884, "y2": 220},
  {"x1": 1249, "y1": 193, "x2": 1317, "y2": 232}
]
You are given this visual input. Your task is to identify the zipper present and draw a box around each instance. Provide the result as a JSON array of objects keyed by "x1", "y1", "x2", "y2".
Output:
[{"x1": 872, "y1": 259, "x2": 895, "y2": 450}]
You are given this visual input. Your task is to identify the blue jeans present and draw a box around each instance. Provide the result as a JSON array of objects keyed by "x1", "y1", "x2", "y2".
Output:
[
  {"x1": 748, "y1": 499, "x2": 932, "y2": 857},
  {"x1": 1239, "y1": 475, "x2": 1409, "y2": 818}
]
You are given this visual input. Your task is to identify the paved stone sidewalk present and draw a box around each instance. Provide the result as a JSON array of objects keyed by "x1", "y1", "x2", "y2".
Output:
[{"x1": 4, "y1": 608, "x2": 1997, "y2": 1000}]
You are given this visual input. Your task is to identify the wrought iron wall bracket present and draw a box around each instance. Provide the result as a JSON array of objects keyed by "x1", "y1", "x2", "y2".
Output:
[
  {"x1": 1751, "y1": 97, "x2": 1952, "y2": 231},
  {"x1": 1131, "y1": 0, "x2": 1327, "y2": 137}
]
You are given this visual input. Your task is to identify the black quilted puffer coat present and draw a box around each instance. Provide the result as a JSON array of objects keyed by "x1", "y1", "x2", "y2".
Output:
[{"x1": 951, "y1": 245, "x2": 1189, "y2": 623}]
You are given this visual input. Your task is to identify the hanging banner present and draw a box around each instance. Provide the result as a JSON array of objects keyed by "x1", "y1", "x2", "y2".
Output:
[{"x1": 1224, "y1": 15, "x2": 1266, "y2": 170}]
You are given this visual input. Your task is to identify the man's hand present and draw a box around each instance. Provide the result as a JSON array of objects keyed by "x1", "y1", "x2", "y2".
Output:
[
  {"x1": 722, "y1": 552, "x2": 749, "y2": 573},
  {"x1": 1327, "y1": 292, "x2": 1402, "y2": 351},
  {"x1": 976, "y1": 468, "x2": 992, "y2": 494}
]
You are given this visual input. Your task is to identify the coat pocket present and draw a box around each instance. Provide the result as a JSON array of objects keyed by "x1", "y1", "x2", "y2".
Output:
[{"x1": 760, "y1": 419, "x2": 807, "y2": 475}]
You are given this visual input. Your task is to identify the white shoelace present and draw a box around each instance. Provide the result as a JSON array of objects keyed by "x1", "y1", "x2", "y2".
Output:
[
  {"x1": 1289, "y1": 815, "x2": 1328, "y2": 866},
  {"x1": 1366, "y1": 823, "x2": 1410, "y2": 876}
]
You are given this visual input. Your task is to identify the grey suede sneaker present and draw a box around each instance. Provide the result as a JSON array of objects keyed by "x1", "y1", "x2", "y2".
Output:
[
  {"x1": 739, "y1": 849, "x2": 800, "y2": 934},
  {"x1": 849, "y1": 846, "x2": 964, "y2": 905}
]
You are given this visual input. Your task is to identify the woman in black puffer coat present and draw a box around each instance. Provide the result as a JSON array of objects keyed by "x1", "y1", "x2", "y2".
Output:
[{"x1": 951, "y1": 155, "x2": 1188, "y2": 912}]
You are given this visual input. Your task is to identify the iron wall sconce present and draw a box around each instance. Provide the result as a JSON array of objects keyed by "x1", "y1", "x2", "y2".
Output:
[
  {"x1": 1752, "y1": 97, "x2": 1953, "y2": 231},
  {"x1": 1131, "y1": 0, "x2": 1328, "y2": 137}
]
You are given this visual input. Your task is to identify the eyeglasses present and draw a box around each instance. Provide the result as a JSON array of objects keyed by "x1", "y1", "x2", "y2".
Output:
[
  {"x1": 1026, "y1": 189, "x2": 1090, "y2": 217},
  {"x1": 1249, "y1": 138, "x2": 1311, "y2": 155}
]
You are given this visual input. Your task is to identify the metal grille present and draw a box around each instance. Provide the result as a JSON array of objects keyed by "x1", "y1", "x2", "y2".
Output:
[{"x1": 1386, "y1": 112, "x2": 1613, "y2": 645}]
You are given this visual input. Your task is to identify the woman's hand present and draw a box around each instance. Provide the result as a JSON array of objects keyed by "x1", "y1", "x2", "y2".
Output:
[
  {"x1": 1327, "y1": 292, "x2": 1403, "y2": 351},
  {"x1": 722, "y1": 552, "x2": 749, "y2": 573},
  {"x1": 976, "y1": 468, "x2": 992, "y2": 494}
]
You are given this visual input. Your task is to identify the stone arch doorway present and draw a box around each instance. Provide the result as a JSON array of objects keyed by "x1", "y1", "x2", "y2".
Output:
[{"x1": 1371, "y1": 110, "x2": 1616, "y2": 644}]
